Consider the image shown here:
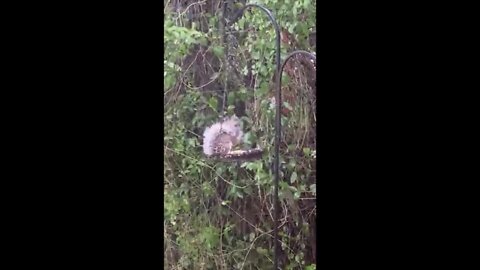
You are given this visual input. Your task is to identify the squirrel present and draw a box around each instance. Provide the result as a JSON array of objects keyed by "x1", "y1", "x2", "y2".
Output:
[{"x1": 202, "y1": 115, "x2": 263, "y2": 161}]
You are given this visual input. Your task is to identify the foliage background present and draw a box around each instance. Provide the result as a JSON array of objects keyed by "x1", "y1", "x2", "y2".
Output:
[{"x1": 164, "y1": 0, "x2": 316, "y2": 268}]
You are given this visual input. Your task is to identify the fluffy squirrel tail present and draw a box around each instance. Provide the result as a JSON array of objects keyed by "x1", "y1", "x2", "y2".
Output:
[{"x1": 202, "y1": 116, "x2": 243, "y2": 156}]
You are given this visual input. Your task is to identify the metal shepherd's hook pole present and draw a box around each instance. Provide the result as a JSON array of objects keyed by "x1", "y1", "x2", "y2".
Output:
[
  {"x1": 227, "y1": 3, "x2": 281, "y2": 269},
  {"x1": 276, "y1": 49, "x2": 316, "y2": 264}
]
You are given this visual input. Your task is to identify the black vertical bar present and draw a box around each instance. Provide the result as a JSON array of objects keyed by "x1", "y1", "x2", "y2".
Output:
[{"x1": 219, "y1": 0, "x2": 228, "y2": 116}]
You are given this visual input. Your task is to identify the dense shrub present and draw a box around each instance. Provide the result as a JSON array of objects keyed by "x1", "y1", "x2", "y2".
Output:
[{"x1": 164, "y1": 1, "x2": 316, "y2": 269}]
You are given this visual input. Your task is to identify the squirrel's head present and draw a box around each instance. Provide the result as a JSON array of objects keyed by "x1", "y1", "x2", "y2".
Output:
[
  {"x1": 222, "y1": 115, "x2": 241, "y2": 128},
  {"x1": 221, "y1": 115, "x2": 243, "y2": 139}
]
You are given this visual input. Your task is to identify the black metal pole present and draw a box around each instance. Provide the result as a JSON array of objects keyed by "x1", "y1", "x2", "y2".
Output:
[
  {"x1": 227, "y1": 4, "x2": 281, "y2": 269},
  {"x1": 220, "y1": 1, "x2": 228, "y2": 117}
]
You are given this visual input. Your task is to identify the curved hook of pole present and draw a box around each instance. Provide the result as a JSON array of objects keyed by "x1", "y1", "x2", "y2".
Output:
[
  {"x1": 277, "y1": 50, "x2": 317, "y2": 156},
  {"x1": 227, "y1": 4, "x2": 282, "y2": 270},
  {"x1": 280, "y1": 50, "x2": 317, "y2": 116},
  {"x1": 278, "y1": 50, "x2": 317, "y2": 89},
  {"x1": 277, "y1": 50, "x2": 317, "y2": 117}
]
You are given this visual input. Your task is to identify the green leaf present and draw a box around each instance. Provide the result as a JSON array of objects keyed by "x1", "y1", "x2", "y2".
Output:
[
  {"x1": 257, "y1": 81, "x2": 270, "y2": 96},
  {"x1": 288, "y1": 159, "x2": 297, "y2": 169},
  {"x1": 221, "y1": 200, "x2": 230, "y2": 206},
  {"x1": 198, "y1": 36, "x2": 207, "y2": 46},
  {"x1": 290, "y1": 171, "x2": 298, "y2": 183},
  {"x1": 209, "y1": 72, "x2": 220, "y2": 80},
  {"x1": 212, "y1": 46, "x2": 224, "y2": 57},
  {"x1": 255, "y1": 247, "x2": 268, "y2": 255},
  {"x1": 304, "y1": 0, "x2": 311, "y2": 9},
  {"x1": 249, "y1": 232, "x2": 255, "y2": 242},
  {"x1": 227, "y1": 105, "x2": 235, "y2": 113},
  {"x1": 216, "y1": 166, "x2": 225, "y2": 175},
  {"x1": 227, "y1": 91, "x2": 236, "y2": 105},
  {"x1": 310, "y1": 184, "x2": 316, "y2": 195},
  {"x1": 288, "y1": 24, "x2": 295, "y2": 33},
  {"x1": 207, "y1": 96, "x2": 218, "y2": 110},
  {"x1": 283, "y1": 101, "x2": 293, "y2": 111},
  {"x1": 187, "y1": 138, "x2": 196, "y2": 147},
  {"x1": 238, "y1": 17, "x2": 245, "y2": 29},
  {"x1": 243, "y1": 131, "x2": 253, "y2": 145}
]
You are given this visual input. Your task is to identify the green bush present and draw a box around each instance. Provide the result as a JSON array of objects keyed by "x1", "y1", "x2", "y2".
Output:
[{"x1": 164, "y1": 1, "x2": 316, "y2": 269}]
